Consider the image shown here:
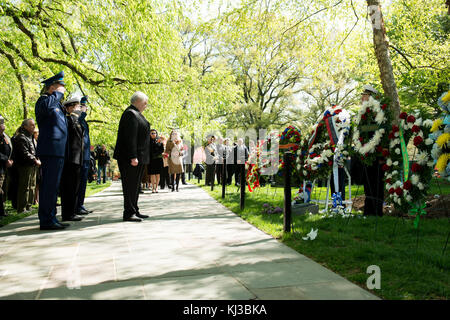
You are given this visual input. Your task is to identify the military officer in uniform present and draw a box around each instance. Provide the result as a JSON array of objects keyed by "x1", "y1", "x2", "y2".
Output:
[
  {"x1": 35, "y1": 71, "x2": 70, "y2": 230},
  {"x1": 76, "y1": 95, "x2": 93, "y2": 216},
  {"x1": 0, "y1": 115, "x2": 13, "y2": 217},
  {"x1": 60, "y1": 95, "x2": 85, "y2": 222}
]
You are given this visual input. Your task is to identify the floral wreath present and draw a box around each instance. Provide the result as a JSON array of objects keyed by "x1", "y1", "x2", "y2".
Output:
[
  {"x1": 246, "y1": 139, "x2": 274, "y2": 192},
  {"x1": 278, "y1": 125, "x2": 302, "y2": 177},
  {"x1": 383, "y1": 112, "x2": 434, "y2": 226},
  {"x1": 429, "y1": 90, "x2": 450, "y2": 181},
  {"x1": 352, "y1": 96, "x2": 392, "y2": 166},
  {"x1": 296, "y1": 105, "x2": 351, "y2": 181}
]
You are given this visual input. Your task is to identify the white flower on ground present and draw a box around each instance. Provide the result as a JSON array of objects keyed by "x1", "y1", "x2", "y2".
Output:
[{"x1": 302, "y1": 228, "x2": 318, "y2": 241}]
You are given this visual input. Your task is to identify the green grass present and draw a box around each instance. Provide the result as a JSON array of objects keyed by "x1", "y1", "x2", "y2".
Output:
[
  {"x1": 190, "y1": 178, "x2": 450, "y2": 300},
  {"x1": 0, "y1": 180, "x2": 112, "y2": 227}
]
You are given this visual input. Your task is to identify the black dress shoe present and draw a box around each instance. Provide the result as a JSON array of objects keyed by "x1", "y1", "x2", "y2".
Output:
[
  {"x1": 40, "y1": 223, "x2": 65, "y2": 230},
  {"x1": 78, "y1": 209, "x2": 90, "y2": 215},
  {"x1": 62, "y1": 215, "x2": 83, "y2": 222},
  {"x1": 136, "y1": 213, "x2": 149, "y2": 219},
  {"x1": 59, "y1": 222, "x2": 70, "y2": 227},
  {"x1": 123, "y1": 215, "x2": 142, "y2": 222}
]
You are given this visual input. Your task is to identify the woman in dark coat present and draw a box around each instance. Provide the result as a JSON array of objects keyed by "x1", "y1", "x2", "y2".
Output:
[{"x1": 148, "y1": 129, "x2": 164, "y2": 193}]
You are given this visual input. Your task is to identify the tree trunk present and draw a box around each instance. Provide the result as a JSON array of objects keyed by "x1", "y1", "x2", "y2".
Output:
[{"x1": 367, "y1": 0, "x2": 401, "y2": 124}]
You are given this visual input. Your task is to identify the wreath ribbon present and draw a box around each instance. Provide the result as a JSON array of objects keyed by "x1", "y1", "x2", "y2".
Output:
[
  {"x1": 409, "y1": 202, "x2": 427, "y2": 229},
  {"x1": 399, "y1": 126, "x2": 409, "y2": 181}
]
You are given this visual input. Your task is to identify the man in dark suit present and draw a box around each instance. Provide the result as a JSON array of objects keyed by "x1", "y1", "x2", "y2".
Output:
[
  {"x1": 35, "y1": 71, "x2": 70, "y2": 230},
  {"x1": 60, "y1": 95, "x2": 85, "y2": 222},
  {"x1": 113, "y1": 91, "x2": 150, "y2": 222},
  {"x1": 77, "y1": 96, "x2": 93, "y2": 216},
  {"x1": 233, "y1": 138, "x2": 249, "y2": 186}
]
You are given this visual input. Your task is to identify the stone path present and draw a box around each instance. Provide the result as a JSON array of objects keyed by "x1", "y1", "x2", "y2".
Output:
[{"x1": 0, "y1": 182, "x2": 379, "y2": 300}]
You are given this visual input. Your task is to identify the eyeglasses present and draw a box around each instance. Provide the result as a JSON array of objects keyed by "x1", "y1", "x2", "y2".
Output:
[{"x1": 151, "y1": 132, "x2": 157, "y2": 135}]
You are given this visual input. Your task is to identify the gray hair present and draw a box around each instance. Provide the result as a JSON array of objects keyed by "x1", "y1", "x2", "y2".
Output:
[
  {"x1": 21, "y1": 118, "x2": 34, "y2": 128},
  {"x1": 130, "y1": 91, "x2": 148, "y2": 105}
]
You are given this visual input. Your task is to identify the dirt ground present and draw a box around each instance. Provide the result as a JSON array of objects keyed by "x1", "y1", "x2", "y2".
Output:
[{"x1": 351, "y1": 194, "x2": 450, "y2": 218}]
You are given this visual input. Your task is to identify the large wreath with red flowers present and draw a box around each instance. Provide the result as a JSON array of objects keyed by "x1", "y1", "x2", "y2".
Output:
[
  {"x1": 296, "y1": 105, "x2": 351, "y2": 181},
  {"x1": 383, "y1": 112, "x2": 434, "y2": 214},
  {"x1": 352, "y1": 96, "x2": 392, "y2": 166}
]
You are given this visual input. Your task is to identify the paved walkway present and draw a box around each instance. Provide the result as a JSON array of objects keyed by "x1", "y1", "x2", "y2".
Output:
[{"x1": 0, "y1": 182, "x2": 379, "y2": 300}]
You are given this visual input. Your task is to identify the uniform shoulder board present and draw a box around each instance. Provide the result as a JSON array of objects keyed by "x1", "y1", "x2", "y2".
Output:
[{"x1": 41, "y1": 94, "x2": 48, "y2": 97}]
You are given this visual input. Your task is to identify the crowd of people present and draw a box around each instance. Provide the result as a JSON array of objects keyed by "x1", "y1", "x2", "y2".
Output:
[{"x1": 199, "y1": 136, "x2": 249, "y2": 187}]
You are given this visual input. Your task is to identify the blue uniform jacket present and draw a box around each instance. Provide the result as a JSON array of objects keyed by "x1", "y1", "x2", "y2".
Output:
[
  {"x1": 79, "y1": 112, "x2": 91, "y2": 162},
  {"x1": 35, "y1": 91, "x2": 68, "y2": 158}
]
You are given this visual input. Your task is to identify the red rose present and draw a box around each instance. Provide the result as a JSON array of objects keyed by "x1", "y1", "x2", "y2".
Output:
[
  {"x1": 360, "y1": 156, "x2": 365, "y2": 161},
  {"x1": 376, "y1": 145, "x2": 383, "y2": 153},
  {"x1": 399, "y1": 112, "x2": 408, "y2": 120},
  {"x1": 359, "y1": 137, "x2": 364, "y2": 142},
  {"x1": 388, "y1": 188, "x2": 395, "y2": 194},
  {"x1": 413, "y1": 136, "x2": 423, "y2": 146},
  {"x1": 381, "y1": 104, "x2": 387, "y2": 110},
  {"x1": 412, "y1": 125, "x2": 420, "y2": 133},
  {"x1": 395, "y1": 187, "x2": 403, "y2": 196},
  {"x1": 388, "y1": 132, "x2": 395, "y2": 140},
  {"x1": 328, "y1": 161, "x2": 333, "y2": 166},
  {"x1": 382, "y1": 149, "x2": 390, "y2": 157},
  {"x1": 366, "y1": 107, "x2": 371, "y2": 113},
  {"x1": 411, "y1": 163, "x2": 422, "y2": 172},
  {"x1": 382, "y1": 164, "x2": 390, "y2": 171},
  {"x1": 403, "y1": 180, "x2": 412, "y2": 190},
  {"x1": 407, "y1": 115, "x2": 416, "y2": 123},
  {"x1": 361, "y1": 114, "x2": 367, "y2": 120},
  {"x1": 386, "y1": 178, "x2": 392, "y2": 184},
  {"x1": 392, "y1": 125, "x2": 399, "y2": 133}
]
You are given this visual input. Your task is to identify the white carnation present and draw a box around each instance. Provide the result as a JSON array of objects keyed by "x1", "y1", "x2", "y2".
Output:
[
  {"x1": 423, "y1": 119, "x2": 433, "y2": 127},
  {"x1": 411, "y1": 174, "x2": 420, "y2": 185},
  {"x1": 417, "y1": 182, "x2": 424, "y2": 190},
  {"x1": 387, "y1": 158, "x2": 392, "y2": 166},
  {"x1": 395, "y1": 148, "x2": 401, "y2": 154},
  {"x1": 425, "y1": 138, "x2": 434, "y2": 145}
]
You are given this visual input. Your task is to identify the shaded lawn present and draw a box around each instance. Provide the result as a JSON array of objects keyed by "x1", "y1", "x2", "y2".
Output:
[
  {"x1": 190, "y1": 178, "x2": 449, "y2": 300},
  {"x1": 0, "y1": 181, "x2": 112, "y2": 227}
]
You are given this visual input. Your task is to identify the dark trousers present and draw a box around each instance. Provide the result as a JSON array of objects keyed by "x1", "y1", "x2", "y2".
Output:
[
  {"x1": 160, "y1": 166, "x2": 171, "y2": 189},
  {"x1": 226, "y1": 164, "x2": 234, "y2": 184},
  {"x1": 16, "y1": 165, "x2": 35, "y2": 213},
  {"x1": 0, "y1": 173, "x2": 5, "y2": 216},
  {"x1": 363, "y1": 161, "x2": 384, "y2": 216},
  {"x1": 205, "y1": 163, "x2": 215, "y2": 185},
  {"x1": 38, "y1": 156, "x2": 65, "y2": 227},
  {"x1": 60, "y1": 162, "x2": 81, "y2": 220},
  {"x1": 118, "y1": 161, "x2": 145, "y2": 218},
  {"x1": 97, "y1": 165, "x2": 106, "y2": 183},
  {"x1": 235, "y1": 164, "x2": 245, "y2": 185},
  {"x1": 216, "y1": 164, "x2": 223, "y2": 184},
  {"x1": 77, "y1": 160, "x2": 90, "y2": 212}
]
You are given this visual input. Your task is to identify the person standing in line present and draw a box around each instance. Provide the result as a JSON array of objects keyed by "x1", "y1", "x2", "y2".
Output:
[
  {"x1": 113, "y1": 91, "x2": 150, "y2": 222},
  {"x1": 60, "y1": 95, "x2": 85, "y2": 222},
  {"x1": 95, "y1": 144, "x2": 110, "y2": 184},
  {"x1": 223, "y1": 138, "x2": 233, "y2": 185},
  {"x1": 148, "y1": 129, "x2": 164, "y2": 193},
  {"x1": 35, "y1": 71, "x2": 70, "y2": 230},
  {"x1": 204, "y1": 135, "x2": 217, "y2": 186},
  {"x1": 233, "y1": 138, "x2": 249, "y2": 186},
  {"x1": 215, "y1": 137, "x2": 224, "y2": 185},
  {"x1": 33, "y1": 128, "x2": 41, "y2": 205},
  {"x1": 0, "y1": 115, "x2": 13, "y2": 218},
  {"x1": 165, "y1": 130, "x2": 184, "y2": 192},
  {"x1": 13, "y1": 118, "x2": 41, "y2": 214},
  {"x1": 76, "y1": 96, "x2": 93, "y2": 216},
  {"x1": 159, "y1": 135, "x2": 171, "y2": 190}
]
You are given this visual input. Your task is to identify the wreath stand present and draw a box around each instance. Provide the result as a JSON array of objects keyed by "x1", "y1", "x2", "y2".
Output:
[{"x1": 303, "y1": 165, "x2": 353, "y2": 213}]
